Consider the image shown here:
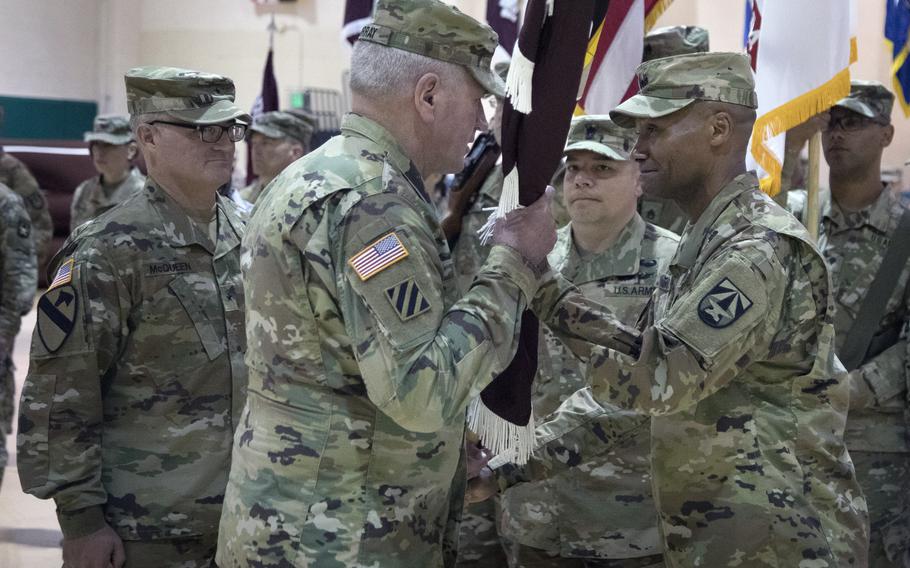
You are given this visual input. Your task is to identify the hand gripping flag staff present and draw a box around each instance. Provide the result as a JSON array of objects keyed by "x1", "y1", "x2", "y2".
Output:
[{"x1": 471, "y1": 0, "x2": 594, "y2": 465}]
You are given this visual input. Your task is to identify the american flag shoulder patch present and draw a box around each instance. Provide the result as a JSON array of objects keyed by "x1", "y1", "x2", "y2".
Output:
[
  {"x1": 48, "y1": 258, "x2": 75, "y2": 291},
  {"x1": 348, "y1": 231, "x2": 409, "y2": 281}
]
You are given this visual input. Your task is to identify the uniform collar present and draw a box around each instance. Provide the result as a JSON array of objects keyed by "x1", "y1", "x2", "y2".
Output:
[
  {"x1": 675, "y1": 172, "x2": 756, "y2": 270},
  {"x1": 341, "y1": 113, "x2": 428, "y2": 201},
  {"x1": 144, "y1": 177, "x2": 241, "y2": 257},
  {"x1": 558, "y1": 214, "x2": 646, "y2": 282},
  {"x1": 825, "y1": 183, "x2": 896, "y2": 235}
]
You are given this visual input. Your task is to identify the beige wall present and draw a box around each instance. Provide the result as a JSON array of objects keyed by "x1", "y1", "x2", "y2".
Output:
[
  {"x1": 2, "y1": 0, "x2": 907, "y2": 179},
  {"x1": 0, "y1": 0, "x2": 101, "y2": 101}
]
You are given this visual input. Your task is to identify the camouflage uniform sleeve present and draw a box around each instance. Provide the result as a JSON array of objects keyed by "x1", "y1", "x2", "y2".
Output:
[
  {"x1": 0, "y1": 192, "x2": 36, "y2": 343},
  {"x1": 533, "y1": 270, "x2": 642, "y2": 358},
  {"x1": 69, "y1": 179, "x2": 92, "y2": 233},
  {"x1": 848, "y1": 310, "x2": 910, "y2": 410},
  {"x1": 17, "y1": 244, "x2": 128, "y2": 538},
  {"x1": 338, "y1": 193, "x2": 538, "y2": 433},
  {"x1": 5, "y1": 157, "x2": 52, "y2": 257},
  {"x1": 540, "y1": 245, "x2": 783, "y2": 415},
  {"x1": 529, "y1": 387, "x2": 648, "y2": 472}
]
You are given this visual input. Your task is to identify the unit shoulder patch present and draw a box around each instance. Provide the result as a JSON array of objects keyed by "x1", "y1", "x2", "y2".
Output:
[
  {"x1": 698, "y1": 277, "x2": 753, "y2": 329},
  {"x1": 349, "y1": 231, "x2": 409, "y2": 281},
  {"x1": 385, "y1": 278, "x2": 431, "y2": 321},
  {"x1": 37, "y1": 285, "x2": 79, "y2": 353}
]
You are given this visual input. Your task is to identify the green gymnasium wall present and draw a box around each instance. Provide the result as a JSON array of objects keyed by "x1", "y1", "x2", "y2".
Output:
[{"x1": 0, "y1": 96, "x2": 97, "y2": 141}]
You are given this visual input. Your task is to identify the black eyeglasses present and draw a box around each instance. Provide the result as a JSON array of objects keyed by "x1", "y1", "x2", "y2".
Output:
[
  {"x1": 824, "y1": 114, "x2": 887, "y2": 133},
  {"x1": 148, "y1": 120, "x2": 248, "y2": 143}
]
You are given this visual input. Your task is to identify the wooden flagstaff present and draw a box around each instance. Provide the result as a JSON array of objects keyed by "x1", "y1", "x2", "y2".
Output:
[{"x1": 805, "y1": 131, "x2": 821, "y2": 241}]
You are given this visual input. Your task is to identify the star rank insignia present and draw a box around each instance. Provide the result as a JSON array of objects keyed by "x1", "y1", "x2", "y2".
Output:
[
  {"x1": 698, "y1": 277, "x2": 753, "y2": 329},
  {"x1": 385, "y1": 278, "x2": 430, "y2": 321}
]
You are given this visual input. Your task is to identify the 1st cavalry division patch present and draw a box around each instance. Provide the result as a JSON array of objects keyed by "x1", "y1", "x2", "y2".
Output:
[
  {"x1": 37, "y1": 285, "x2": 78, "y2": 353},
  {"x1": 349, "y1": 232, "x2": 409, "y2": 281},
  {"x1": 698, "y1": 277, "x2": 753, "y2": 329}
]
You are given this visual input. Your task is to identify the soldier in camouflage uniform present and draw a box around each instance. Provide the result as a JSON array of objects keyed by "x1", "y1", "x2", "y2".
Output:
[
  {"x1": 637, "y1": 25, "x2": 708, "y2": 236},
  {"x1": 499, "y1": 116, "x2": 677, "y2": 567},
  {"x1": 240, "y1": 110, "x2": 316, "y2": 204},
  {"x1": 530, "y1": 52, "x2": 869, "y2": 566},
  {"x1": 792, "y1": 81, "x2": 910, "y2": 566},
  {"x1": 0, "y1": 106, "x2": 54, "y2": 267},
  {"x1": 0, "y1": 182, "x2": 37, "y2": 490},
  {"x1": 216, "y1": 1, "x2": 558, "y2": 566},
  {"x1": 70, "y1": 114, "x2": 146, "y2": 231},
  {"x1": 17, "y1": 66, "x2": 251, "y2": 568}
]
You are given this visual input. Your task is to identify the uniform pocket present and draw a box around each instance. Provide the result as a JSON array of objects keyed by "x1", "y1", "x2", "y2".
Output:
[
  {"x1": 16, "y1": 373, "x2": 56, "y2": 490},
  {"x1": 167, "y1": 274, "x2": 226, "y2": 361}
]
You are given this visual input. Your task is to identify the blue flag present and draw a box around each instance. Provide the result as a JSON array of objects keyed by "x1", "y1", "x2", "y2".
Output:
[{"x1": 886, "y1": 0, "x2": 910, "y2": 116}]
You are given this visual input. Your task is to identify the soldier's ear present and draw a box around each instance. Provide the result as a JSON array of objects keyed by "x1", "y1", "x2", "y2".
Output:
[
  {"x1": 414, "y1": 72, "x2": 441, "y2": 123},
  {"x1": 136, "y1": 123, "x2": 157, "y2": 148},
  {"x1": 707, "y1": 110, "x2": 733, "y2": 148},
  {"x1": 882, "y1": 123, "x2": 895, "y2": 148}
]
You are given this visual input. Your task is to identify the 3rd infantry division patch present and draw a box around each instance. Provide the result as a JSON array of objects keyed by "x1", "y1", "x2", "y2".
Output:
[
  {"x1": 386, "y1": 278, "x2": 430, "y2": 321},
  {"x1": 698, "y1": 277, "x2": 753, "y2": 329}
]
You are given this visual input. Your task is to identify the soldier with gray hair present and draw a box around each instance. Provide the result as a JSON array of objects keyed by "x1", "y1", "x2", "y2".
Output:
[
  {"x1": 216, "y1": 0, "x2": 556, "y2": 565},
  {"x1": 17, "y1": 66, "x2": 251, "y2": 568}
]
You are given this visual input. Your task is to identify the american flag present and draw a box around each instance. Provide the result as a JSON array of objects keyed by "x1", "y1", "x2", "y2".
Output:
[
  {"x1": 49, "y1": 259, "x2": 74, "y2": 290},
  {"x1": 349, "y1": 232, "x2": 409, "y2": 281}
]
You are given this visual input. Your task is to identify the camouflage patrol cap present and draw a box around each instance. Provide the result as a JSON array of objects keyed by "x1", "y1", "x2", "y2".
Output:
[
  {"x1": 564, "y1": 115, "x2": 636, "y2": 161},
  {"x1": 358, "y1": 0, "x2": 506, "y2": 97},
  {"x1": 125, "y1": 66, "x2": 252, "y2": 125},
  {"x1": 833, "y1": 80, "x2": 894, "y2": 124},
  {"x1": 84, "y1": 115, "x2": 133, "y2": 145},
  {"x1": 643, "y1": 26, "x2": 709, "y2": 62},
  {"x1": 610, "y1": 52, "x2": 757, "y2": 128},
  {"x1": 251, "y1": 111, "x2": 316, "y2": 148}
]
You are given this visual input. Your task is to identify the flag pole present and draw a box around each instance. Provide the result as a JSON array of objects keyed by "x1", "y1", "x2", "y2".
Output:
[
  {"x1": 268, "y1": 13, "x2": 276, "y2": 50},
  {"x1": 805, "y1": 131, "x2": 821, "y2": 241}
]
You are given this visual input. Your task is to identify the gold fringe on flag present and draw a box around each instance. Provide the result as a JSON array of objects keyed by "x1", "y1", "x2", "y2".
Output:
[
  {"x1": 750, "y1": 67, "x2": 851, "y2": 197},
  {"x1": 644, "y1": 0, "x2": 675, "y2": 32}
]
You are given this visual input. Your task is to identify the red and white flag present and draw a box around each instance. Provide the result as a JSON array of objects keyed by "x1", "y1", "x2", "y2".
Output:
[{"x1": 576, "y1": 0, "x2": 673, "y2": 115}]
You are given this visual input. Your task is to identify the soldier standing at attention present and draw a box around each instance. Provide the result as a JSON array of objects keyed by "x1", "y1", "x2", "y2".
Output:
[
  {"x1": 0, "y1": 182, "x2": 36, "y2": 491},
  {"x1": 17, "y1": 66, "x2": 250, "y2": 568},
  {"x1": 811, "y1": 81, "x2": 909, "y2": 566},
  {"x1": 531, "y1": 52, "x2": 869, "y2": 566},
  {"x1": 0, "y1": 105, "x2": 54, "y2": 267},
  {"x1": 70, "y1": 114, "x2": 146, "y2": 231},
  {"x1": 239, "y1": 110, "x2": 316, "y2": 204},
  {"x1": 216, "y1": 1, "x2": 557, "y2": 566},
  {"x1": 498, "y1": 115, "x2": 677, "y2": 567},
  {"x1": 636, "y1": 25, "x2": 708, "y2": 236}
]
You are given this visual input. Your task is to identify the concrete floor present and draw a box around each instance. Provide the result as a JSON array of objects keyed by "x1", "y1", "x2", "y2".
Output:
[{"x1": 0, "y1": 306, "x2": 64, "y2": 567}]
